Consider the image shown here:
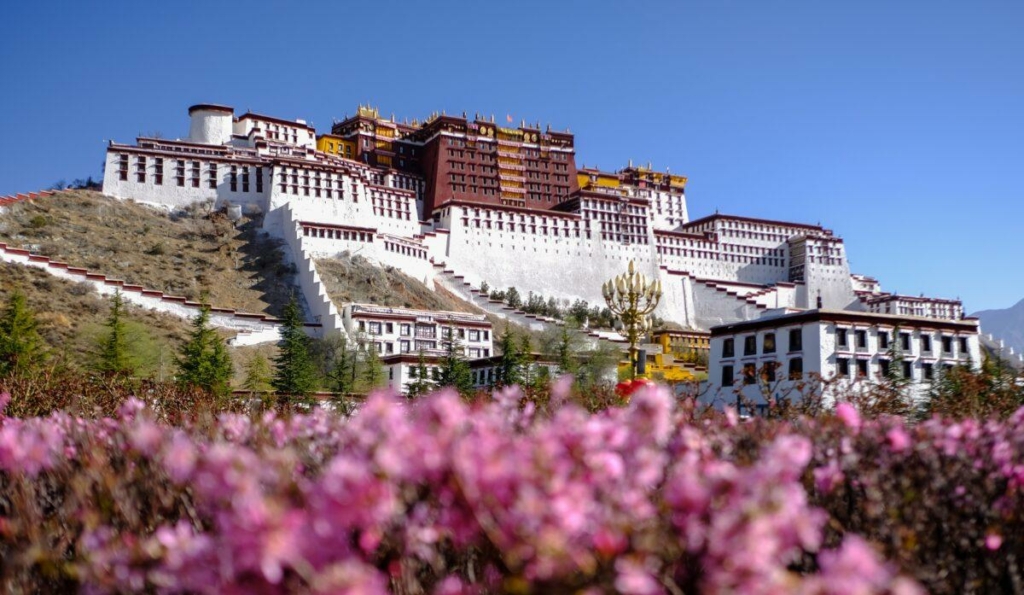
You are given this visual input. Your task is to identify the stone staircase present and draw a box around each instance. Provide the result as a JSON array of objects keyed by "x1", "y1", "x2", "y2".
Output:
[{"x1": 430, "y1": 259, "x2": 627, "y2": 350}]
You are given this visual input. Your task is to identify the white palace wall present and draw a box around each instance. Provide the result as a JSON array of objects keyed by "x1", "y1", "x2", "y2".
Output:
[
  {"x1": 103, "y1": 150, "x2": 271, "y2": 212},
  {"x1": 435, "y1": 204, "x2": 664, "y2": 307}
]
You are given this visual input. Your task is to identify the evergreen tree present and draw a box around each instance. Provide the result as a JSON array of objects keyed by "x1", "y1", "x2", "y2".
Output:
[
  {"x1": 555, "y1": 323, "x2": 579, "y2": 376},
  {"x1": 96, "y1": 290, "x2": 134, "y2": 377},
  {"x1": 328, "y1": 335, "x2": 355, "y2": 394},
  {"x1": 0, "y1": 291, "x2": 43, "y2": 375},
  {"x1": 495, "y1": 326, "x2": 523, "y2": 388},
  {"x1": 272, "y1": 295, "x2": 318, "y2": 397},
  {"x1": 242, "y1": 351, "x2": 273, "y2": 394},
  {"x1": 361, "y1": 342, "x2": 385, "y2": 391},
  {"x1": 505, "y1": 286, "x2": 522, "y2": 309},
  {"x1": 176, "y1": 304, "x2": 233, "y2": 395},
  {"x1": 437, "y1": 325, "x2": 474, "y2": 394},
  {"x1": 407, "y1": 349, "x2": 434, "y2": 398},
  {"x1": 519, "y1": 333, "x2": 534, "y2": 388},
  {"x1": 884, "y1": 326, "x2": 910, "y2": 389}
]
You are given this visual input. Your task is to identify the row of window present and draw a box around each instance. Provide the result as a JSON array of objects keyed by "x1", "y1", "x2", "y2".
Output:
[
  {"x1": 723, "y1": 328, "x2": 971, "y2": 359},
  {"x1": 356, "y1": 320, "x2": 490, "y2": 342},
  {"x1": 722, "y1": 358, "x2": 952, "y2": 386},
  {"x1": 722, "y1": 331, "x2": 796, "y2": 358},
  {"x1": 117, "y1": 155, "x2": 261, "y2": 192}
]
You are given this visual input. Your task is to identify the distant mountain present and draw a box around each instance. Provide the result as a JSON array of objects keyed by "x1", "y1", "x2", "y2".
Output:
[{"x1": 972, "y1": 298, "x2": 1024, "y2": 356}]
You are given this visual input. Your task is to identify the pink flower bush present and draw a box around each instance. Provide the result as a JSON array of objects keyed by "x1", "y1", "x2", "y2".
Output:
[{"x1": 1, "y1": 385, "x2": 1022, "y2": 592}]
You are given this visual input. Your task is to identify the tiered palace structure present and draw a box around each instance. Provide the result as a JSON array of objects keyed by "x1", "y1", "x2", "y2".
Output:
[{"x1": 102, "y1": 103, "x2": 968, "y2": 339}]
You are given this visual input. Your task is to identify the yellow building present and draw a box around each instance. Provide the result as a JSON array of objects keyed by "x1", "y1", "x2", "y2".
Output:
[{"x1": 316, "y1": 134, "x2": 356, "y2": 160}]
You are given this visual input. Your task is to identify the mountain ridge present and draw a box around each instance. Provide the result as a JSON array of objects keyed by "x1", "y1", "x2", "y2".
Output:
[{"x1": 972, "y1": 298, "x2": 1024, "y2": 356}]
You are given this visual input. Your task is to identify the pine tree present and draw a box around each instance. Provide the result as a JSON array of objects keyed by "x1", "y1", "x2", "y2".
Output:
[
  {"x1": 505, "y1": 287, "x2": 522, "y2": 309},
  {"x1": 328, "y1": 335, "x2": 355, "y2": 394},
  {"x1": 361, "y1": 342, "x2": 385, "y2": 392},
  {"x1": 437, "y1": 325, "x2": 474, "y2": 395},
  {"x1": 407, "y1": 349, "x2": 435, "y2": 398},
  {"x1": 242, "y1": 352, "x2": 273, "y2": 394},
  {"x1": 555, "y1": 323, "x2": 579, "y2": 376},
  {"x1": 176, "y1": 304, "x2": 233, "y2": 395},
  {"x1": 495, "y1": 326, "x2": 523, "y2": 388},
  {"x1": 518, "y1": 333, "x2": 534, "y2": 388},
  {"x1": 272, "y1": 295, "x2": 318, "y2": 397},
  {"x1": 0, "y1": 291, "x2": 43, "y2": 375},
  {"x1": 96, "y1": 291, "x2": 134, "y2": 377}
]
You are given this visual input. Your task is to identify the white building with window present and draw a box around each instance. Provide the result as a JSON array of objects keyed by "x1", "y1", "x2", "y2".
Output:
[
  {"x1": 381, "y1": 351, "x2": 561, "y2": 396},
  {"x1": 705, "y1": 308, "x2": 982, "y2": 414},
  {"x1": 340, "y1": 303, "x2": 492, "y2": 358}
]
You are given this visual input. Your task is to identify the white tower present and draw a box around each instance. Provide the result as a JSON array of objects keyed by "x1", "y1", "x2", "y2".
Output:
[{"x1": 187, "y1": 104, "x2": 234, "y2": 145}]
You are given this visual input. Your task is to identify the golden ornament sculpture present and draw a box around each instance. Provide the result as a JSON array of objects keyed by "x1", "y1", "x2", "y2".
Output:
[{"x1": 602, "y1": 260, "x2": 662, "y2": 379}]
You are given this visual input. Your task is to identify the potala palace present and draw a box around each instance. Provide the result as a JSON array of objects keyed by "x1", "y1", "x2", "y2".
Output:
[{"x1": 98, "y1": 103, "x2": 983, "y2": 401}]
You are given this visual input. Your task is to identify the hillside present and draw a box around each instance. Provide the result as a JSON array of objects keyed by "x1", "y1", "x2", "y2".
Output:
[
  {"x1": 973, "y1": 298, "x2": 1024, "y2": 356},
  {"x1": 0, "y1": 190, "x2": 294, "y2": 316},
  {"x1": 0, "y1": 261, "x2": 195, "y2": 377},
  {"x1": 316, "y1": 254, "x2": 478, "y2": 313}
]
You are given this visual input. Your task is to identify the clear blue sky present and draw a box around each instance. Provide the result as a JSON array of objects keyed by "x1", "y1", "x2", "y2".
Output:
[{"x1": 1, "y1": 2, "x2": 1021, "y2": 311}]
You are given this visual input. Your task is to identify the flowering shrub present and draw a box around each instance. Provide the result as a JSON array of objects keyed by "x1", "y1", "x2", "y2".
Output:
[{"x1": 1, "y1": 382, "x2": 1022, "y2": 593}]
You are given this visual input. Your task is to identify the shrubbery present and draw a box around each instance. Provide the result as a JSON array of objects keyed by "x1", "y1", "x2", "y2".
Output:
[{"x1": 2, "y1": 377, "x2": 1023, "y2": 593}]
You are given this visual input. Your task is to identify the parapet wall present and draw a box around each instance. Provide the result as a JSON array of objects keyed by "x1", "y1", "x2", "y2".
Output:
[{"x1": 0, "y1": 240, "x2": 320, "y2": 346}]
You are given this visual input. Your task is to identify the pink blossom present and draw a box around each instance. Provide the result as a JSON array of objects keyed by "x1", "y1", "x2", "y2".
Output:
[
  {"x1": 887, "y1": 426, "x2": 912, "y2": 453},
  {"x1": 835, "y1": 402, "x2": 861, "y2": 432},
  {"x1": 985, "y1": 533, "x2": 1003, "y2": 551}
]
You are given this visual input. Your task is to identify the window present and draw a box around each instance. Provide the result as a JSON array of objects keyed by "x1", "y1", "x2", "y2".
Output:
[
  {"x1": 721, "y1": 365, "x2": 734, "y2": 386},
  {"x1": 722, "y1": 338, "x2": 734, "y2": 358},
  {"x1": 400, "y1": 340, "x2": 410, "y2": 353},
  {"x1": 837, "y1": 358, "x2": 850, "y2": 377},
  {"x1": 959, "y1": 337, "x2": 969, "y2": 354},
  {"x1": 242, "y1": 167, "x2": 250, "y2": 192},
  {"x1": 136, "y1": 156, "x2": 146, "y2": 183},
  {"x1": 469, "y1": 330, "x2": 480, "y2": 341},
  {"x1": 230, "y1": 166, "x2": 238, "y2": 192},
  {"x1": 385, "y1": 342, "x2": 394, "y2": 354},
  {"x1": 788, "y1": 358, "x2": 803, "y2": 380},
  {"x1": 763, "y1": 333, "x2": 776, "y2": 354},
  {"x1": 878, "y1": 331, "x2": 889, "y2": 350},
  {"x1": 855, "y1": 330, "x2": 867, "y2": 349},
  {"x1": 118, "y1": 154, "x2": 129, "y2": 180},
  {"x1": 921, "y1": 335, "x2": 932, "y2": 353},
  {"x1": 742, "y1": 363, "x2": 756, "y2": 385},
  {"x1": 209, "y1": 163, "x2": 218, "y2": 189},
  {"x1": 902, "y1": 361, "x2": 913, "y2": 379},
  {"x1": 358, "y1": 321, "x2": 365, "y2": 332},
  {"x1": 743, "y1": 335, "x2": 757, "y2": 356},
  {"x1": 483, "y1": 330, "x2": 489, "y2": 341},
  {"x1": 368, "y1": 322, "x2": 382, "y2": 335},
  {"x1": 942, "y1": 336, "x2": 953, "y2": 354},
  {"x1": 176, "y1": 160, "x2": 185, "y2": 186},
  {"x1": 763, "y1": 361, "x2": 777, "y2": 382},
  {"x1": 879, "y1": 359, "x2": 891, "y2": 377},
  {"x1": 385, "y1": 322, "x2": 393, "y2": 334},
  {"x1": 788, "y1": 329, "x2": 802, "y2": 351},
  {"x1": 442, "y1": 327, "x2": 452, "y2": 339},
  {"x1": 400, "y1": 324, "x2": 411, "y2": 337},
  {"x1": 154, "y1": 158, "x2": 163, "y2": 185},
  {"x1": 901, "y1": 332, "x2": 911, "y2": 350},
  {"x1": 857, "y1": 359, "x2": 869, "y2": 377},
  {"x1": 923, "y1": 363, "x2": 934, "y2": 380},
  {"x1": 256, "y1": 167, "x2": 264, "y2": 193}
]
